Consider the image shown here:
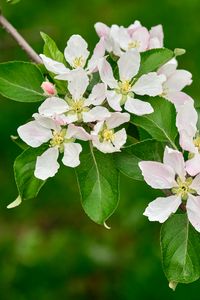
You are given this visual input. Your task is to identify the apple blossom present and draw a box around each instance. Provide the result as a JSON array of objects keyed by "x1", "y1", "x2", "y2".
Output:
[
  {"x1": 91, "y1": 112, "x2": 130, "y2": 153},
  {"x1": 41, "y1": 81, "x2": 57, "y2": 96},
  {"x1": 139, "y1": 146, "x2": 200, "y2": 232},
  {"x1": 98, "y1": 50, "x2": 166, "y2": 115}
]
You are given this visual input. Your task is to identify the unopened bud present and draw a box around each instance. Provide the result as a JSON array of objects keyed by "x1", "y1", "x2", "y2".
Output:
[
  {"x1": 174, "y1": 48, "x2": 186, "y2": 57},
  {"x1": 169, "y1": 281, "x2": 178, "y2": 291},
  {"x1": 41, "y1": 81, "x2": 57, "y2": 96}
]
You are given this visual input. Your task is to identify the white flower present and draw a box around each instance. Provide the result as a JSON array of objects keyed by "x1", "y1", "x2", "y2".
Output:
[
  {"x1": 98, "y1": 50, "x2": 166, "y2": 115},
  {"x1": 158, "y1": 58, "x2": 193, "y2": 109},
  {"x1": 91, "y1": 112, "x2": 130, "y2": 153},
  {"x1": 139, "y1": 146, "x2": 200, "y2": 233},
  {"x1": 40, "y1": 68, "x2": 110, "y2": 124},
  {"x1": 40, "y1": 34, "x2": 105, "y2": 79},
  {"x1": 17, "y1": 118, "x2": 91, "y2": 180}
]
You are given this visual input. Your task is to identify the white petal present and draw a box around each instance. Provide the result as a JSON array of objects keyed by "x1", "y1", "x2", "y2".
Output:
[
  {"x1": 7, "y1": 195, "x2": 22, "y2": 209},
  {"x1": 190, "y1": 174, "x2": 200, "y2": 195},
  {"x1": 91, "y1": 138, "x2": 117, "y2": 153},
  {"x1": 187, "y1": 195, "x2": 200, "y2": 233},
  {"x1": 40, "y1": 54, "x2": 68, "y2": 74},
  {"x1": 82, "y1": 106, "x2": 111, "y2": 123},
  {"x1": 38, "y1": 97, "x2": 69, "y2": 117},
  {"x1": 117, "y1": 49, "x2": 140, "y2": 81},
  {"x1": 98, "y1": 58, "x2": 118, "y2": 89},
  {"x1": 17, "y1": 121, "x2": 52, "y2": 148},
  {"x1": 133, "y1": 73, "x2": 166, "y2": 96},
  {"x1": 67, "y1": 69, "x2": 89, "y2": 100},
  {"x1": 67, "y1": 124, "x2": 90, "y2": 141},
  {"x1": 165, "y1": 91, "x2": 193, "y2": 109},
  {"x1": 143, "y1": 195, "x2": 181, "y2": 223},
  {"x1": 34, "y1": 147, "x2": 60, "y2": 180},
  {"x1": 149, "y1": 25, "x2": 164, "y2": 49},
  {"x1": 64, "y1": 35, "x2": 89, "y2": 68},
  {"x1": 158, "y1": 58, "x2": 178, "y2": 77},
  {"x1": 33, "y1": 113, "x2": 59, "y2": 130},
  {"x1": 86, "y1": 83, "x2": 106, "y2": 106},
  {"x1": 176, "y1": 101, "x2": 197, "y2": 137},
  {"x1": 124, "y1": 96, "x2": 153, "y2": 116},
  {"x1": 113, "y1": 128, "x2": 127, "y2": 149},
  {"x1": 64, "y1": 114, "x2": 78, "y2": 124},
  {"x1": 179, "y1": 130, "x2": 196, "y2": 153},
  {"x1": 106, "y1": 112, "x2": 130, "y2": 129},
  {"x1": 130, "y1": 27, "x2": 150, "y2": 52},
  {"x1": 94, "y1": 22, "x2": 110, "y2": 38},
  {"x1": 139, "y1": 161, "x2": 176, "y2": 189},
  {"x1": 87, "y1": 38, "x2": 105, "y2": 73},
  {"x1": 163, "y1": 146, "x2": 186, "y2": 180},
  {"x1": 62, "y1": 142, "x2": 82, "y2": 167},
  {"x1": 106, "y1": 90, "x2": 122, "y2": 111},
  {"x1": 186, "y1": 153, "x2": 200, "y2": 177},
  {"x1": 165, "y1": 70, "x2": 192, "y2": 91}
]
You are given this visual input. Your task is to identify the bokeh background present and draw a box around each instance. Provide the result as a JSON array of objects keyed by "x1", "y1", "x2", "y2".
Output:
[{"x1": 0, "y1": 0, "x2": 200, "y2": 299}]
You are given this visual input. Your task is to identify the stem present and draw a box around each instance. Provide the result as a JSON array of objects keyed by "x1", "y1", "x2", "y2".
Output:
[{"x1": 0, "y1": 13, "x2": 42, "y2": 64}]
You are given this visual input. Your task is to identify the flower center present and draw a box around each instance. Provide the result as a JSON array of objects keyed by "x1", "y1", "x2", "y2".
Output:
[
  {"x1": 128, "y1": 40, "x2": 140, "y2": 49},
  {"x1": 50, "y1": 130, "x2": 66, "y2": 148},
  {"x1": 73, "y1": 56, "x2": 85, "y2": 68},
  {"x1": 71, "y1": 99, "x2": 84, "y2": 113},
  {"x1": 171, "y1": 177, "x2": 196, "y2": 200},
  {"x1": 118, "y1": 80, "x2": 132, "y2": 95},
  {"x1": 193, "y1": 136, "x2": 200, "y2": 151}
]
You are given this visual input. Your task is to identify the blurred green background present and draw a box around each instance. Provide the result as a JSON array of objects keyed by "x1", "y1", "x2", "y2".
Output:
[{"x1": 0, "y1": 0, "x2": 200, "y2": 299}]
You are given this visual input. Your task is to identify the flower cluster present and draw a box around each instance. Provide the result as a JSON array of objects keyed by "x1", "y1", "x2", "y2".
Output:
[{"x1": 16, "y1": 20, "x2": 200, "y2": 232}]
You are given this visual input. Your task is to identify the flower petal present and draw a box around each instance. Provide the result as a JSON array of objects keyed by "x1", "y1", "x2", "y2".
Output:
[
  {"x1": 33, "y1": 113, "x2": 60, "y2": 130},
  {"x1": 98, "y1": 58, "x2": 118, "y2": 89},
  {"x1": 158, "y1": 58, "x2": 178, "y2": 77},
  {"x1": 94, "y1": 22, "x2": 110, "y2": 38},
  {"x1": 67, "y1": 124, "x2": 91, "y2": 141},
  {"x1": 82, "y1": 106, "x2": 111, "y2": 123},
  {"x1": 113, "y1": 128, "x2": 127, "y2": 149},
  {"x1": 133, "y1": 72, "x2": 166, "y2": 96},
  {"x1": 190, "y1": 174, "x2": 200, "y2": 195},
  {"x1": 106, "y1": 112, "x2": 130, "y2": 129},
  {"x1": 117, "y1": 49, "x2": 140, "y2": 81},
  {"x1": 62, "y1": 142, "x2": 82, "y2": 167},
  {"x1": 34, "y1": 147, "x2": 60, "y2": 180},
  {"x1": 86, "y1": 83, "x2": 106, "y2": 106},
  {"x1": 130, "y1": 27, "x2": 150, "y2": 52},
  {"x1": 165, "y1": 91, "x2": 193, "y2": 109},
  {"x1": 17, "y1": 121, "x2": 52, "y2": 148},
  {"x1": 165, "y1": 70, "x2": 192, "y2": 91},
  {"x1": 163, "y1": 146, "x2": 186, "y2": 180},
  {"x1": 179, "y1": 130, "x2": 196, "y2": 153},
  {"x1": 149, "y1": 25, "x2": 164, "y2": 49},
  {"x1": 139, "y1": 161, "x2": 176, "y2": 189},
  {"x1": 106, "y1": 90, "x2": 122, "y2": 111},
  {"x1": 143, "y1": 195, "x2": 181, "y2": 223},
  {"x1": 38, "y1": 97, "x2": 69, "y2": 117},
  {"x1": 186, "y1": 153, "x2": 200, "y2": 177},
  {"x1": 87, "y1": 38, "x2": 105, "y2": 73},
  {"x1": 187, "y1": 195, "x2": 200, "y2": 233},
  {"x1": 40, "y1": 54, "x2": 68, "y2": 74},
  {"x1": 176, "y1": 101, "x2": 197, "y2": 137},
  {"x1": 67, "y1": 69, "x2": 89, "y2": 100},
  {"x1": 64, "y1": 35, "x2": 89, "y2": 68},
  {"x1": 124, "y1": 96, "x2": 153, "y2": 116}
]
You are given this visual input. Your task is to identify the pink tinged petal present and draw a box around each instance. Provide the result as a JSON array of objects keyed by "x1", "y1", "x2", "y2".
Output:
[
  {"x1": 67, "y1": 69, "x2": 89, "y2": 100},
  {"x1": 113, "y1": 128, "x2": 127, "y2": 149},
  {"x1": 64, "y1": 35, "x2": 89, "y2": 68},
  {"x1": 86, "y1": 83, "x2": 106, "y2": 106},
  {"x1": 117, "y1": 49, "x2": 141, "y2": 81},
  {"x1": 98, "y1": 58, "x2": 118, "y2": 89},
  {"x1": 94, "y1": 22, "x2": 110, "y2": 38},
  {"x1": 62, "y1": 142, "x2": 82, "y2": 167},
  {"x1": 190, "y1": 174, "x2": 200, "y2": 195},
  {"x1": 133, "y1": 72, "x2": 166, "y2": 96},
  {"x1": 143, "y1": 195, "x2": 181, "y2": 223},
  {"x1": 34, "y1": 147, "x2": 60, "y2": 180},
  {"x1": 106, "y1": 90, "x2": 122, "y2": 111},
  {"x1": 33, "y1": 113, "x2": 60, "y2": 130},
  {"x1": 149, "y1": 25, "x2": 164, "y2": 49},
  {"x1": 39, "y1": 54, "x2": 68, "y2": 74},
  {"x1": 158, "y1": 58, "x2": 178, "y2": 77},
  {"x1": 186, "y1": 153, "x2": 200, "y2": 177},
  {"x1": 124, "y1": 96, "x2": 153, "y2": 116},
  {"x1": 139, "y1": 161, "x2": 176, "y2": 189},
  {"x1": 38, "y1": 97, "x2": 69, "y2": 117},
  {"x1": 166, "y1": 70, "x2": 192, "y2": 91},
  {"x1": 165, "y1": 91, "x2": 193, "y2": 109},
  {"x1": 82, "y1": 106, "x2": 111, "y2": 123},
  {"x1": 106, "y1": 112, "x2": 130, "y2": 129},
  {"x1": 87, "y1": 38, "x2": 105, "y2": 73},
  {"x1": 117, "y1": 27, "x2": 131, "y2": 50},
  {"x1": 176, "y1": 101, "x2": 197, "y2": 137},
  {"x1": 130, "y1": 27, "x2": 150, "y2": 52},
  {"x1": 67, "y1": 124, "x2": 91, "y2": 141},
  {"x1": 17, "y1": 121, "x2": 52, "y2": 148},
  {"x1": 179, "y1": 130, "x2": 196, "y2": 153},
  {"x1": 163, "y1": 146, "x2": 186, "y2": 180},
  {"x1": 186, "y1": 195, "x2": 200, "y2": 233},
  {"x1": 127, "y1": 20, "x2": 142, "y2": 34}
]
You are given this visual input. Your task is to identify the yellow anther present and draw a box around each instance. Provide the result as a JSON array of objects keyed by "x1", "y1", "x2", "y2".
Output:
[
  {"x1": 102, "y1": 129, "x2": 115, "y2": 142},
  {"x1": 71, "y1": 99, "x2": 84, "y2": 113},
  {"x1": 194, "y1": 136, "x2": 200, "y2": 150},
  {"x1": 73, "y1": 56, "x2": 85, "y2": 68},
  {"x1": 118, "y1": 80, "x2": 132, "y2": 95},
  {"x1": 128, "y1": 40, "x2": 141, "y2": 49},
  {"x1": 50, "y1": 130, "x2": 65, "y2": 148},
  {"x1": 172, "y1": 176, "x2": 196, "y2": 200}
]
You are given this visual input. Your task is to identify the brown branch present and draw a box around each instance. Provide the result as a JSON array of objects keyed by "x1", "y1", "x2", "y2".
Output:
[{"x1": 0, "y1": 13, "x2": 42, "y2": 64}]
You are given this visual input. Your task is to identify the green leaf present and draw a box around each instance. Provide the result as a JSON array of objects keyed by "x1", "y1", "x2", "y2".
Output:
[
  {"x1": 131, "y1": 97, "x2": 178, "y2": 146},
  {"x1": 138, "y1": 48, "x2": 174, "y2": 76},
  {"x1": 40, "y1": 32, "x2": 65, "y2": 64},
  {"x1": 161, "y1": 214, "x2": 200, "y2": 284},
  {"x1": 115, "y1": 139, "x2": 163, "y2": 180},
  {"x1": 0, "y1": 61, "x2": 45, "y2": 102},
  {"x1": 14, "y1": 146, "x2": 47, "y2": 200},
  {"x1": 76, "y1": 143, "x2": 119, "y2": 225}
]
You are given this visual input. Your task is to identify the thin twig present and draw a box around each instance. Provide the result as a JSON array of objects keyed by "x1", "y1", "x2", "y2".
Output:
[{"x1": 0, "y1": 13, "x2": 42, "y2": 64}]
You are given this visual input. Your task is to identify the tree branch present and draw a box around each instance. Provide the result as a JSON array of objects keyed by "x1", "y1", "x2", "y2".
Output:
[{"x1": 0, "y1": 13, "x2": 42, "y2": 64}]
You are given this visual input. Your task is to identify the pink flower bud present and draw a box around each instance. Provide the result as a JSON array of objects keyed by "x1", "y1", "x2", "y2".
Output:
[{"x1": 41, "y1": 82, "x2": 57, "y2": 96}]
